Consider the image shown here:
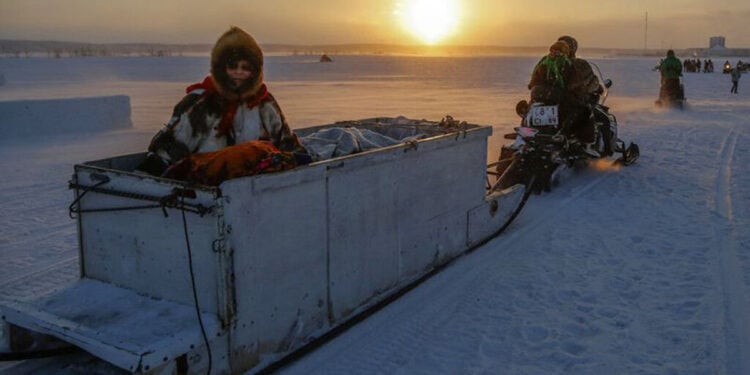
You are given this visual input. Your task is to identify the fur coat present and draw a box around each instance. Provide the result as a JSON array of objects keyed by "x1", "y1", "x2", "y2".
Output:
[{"x1": 138, "y1": 26, "x2": 303, "y2": 176}]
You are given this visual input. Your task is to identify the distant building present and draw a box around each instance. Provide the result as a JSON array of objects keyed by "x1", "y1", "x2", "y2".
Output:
[
  {"x1": 687, "y1": 36, "x2": 750, "y2": 57},
  {"x1": 710, "y1": 36, "x2": 726, "y2": 49}
]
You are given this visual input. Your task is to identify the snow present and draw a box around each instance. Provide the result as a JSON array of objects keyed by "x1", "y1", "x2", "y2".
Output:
[{"x1": 1, "y1": 54, "x2": 749, "y2": 374}]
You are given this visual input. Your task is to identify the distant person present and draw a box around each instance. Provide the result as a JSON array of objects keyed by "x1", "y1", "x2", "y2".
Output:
[
  {"x1": 137, "y1": 26, "x2": 305, "y2": 177},
  {"x1": 730, "y1": 66, "x2": 741, "y2": 94}
]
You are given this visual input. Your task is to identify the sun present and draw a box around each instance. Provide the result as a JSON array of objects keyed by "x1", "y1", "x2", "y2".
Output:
[{"x1": 396, "y1": 0, "x2": 460, "y2": 45}]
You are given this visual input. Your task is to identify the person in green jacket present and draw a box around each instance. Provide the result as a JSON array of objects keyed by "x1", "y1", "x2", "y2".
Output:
[
  {"x1": 659, "y1": 50, "x2": 682, "y2": 78},
  {"x1": 658, "y1": 50, "x2": 684, "y2": 102}
]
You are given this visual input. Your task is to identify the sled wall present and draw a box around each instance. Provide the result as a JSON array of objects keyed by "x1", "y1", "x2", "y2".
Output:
[{"x1": 220, "y1": 127, "x2": 490, "y2": 372}]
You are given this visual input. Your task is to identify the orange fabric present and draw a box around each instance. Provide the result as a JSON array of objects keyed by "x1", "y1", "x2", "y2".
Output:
[{"x1": 163, "y1": 140, "x2": 296, "y2": 186}]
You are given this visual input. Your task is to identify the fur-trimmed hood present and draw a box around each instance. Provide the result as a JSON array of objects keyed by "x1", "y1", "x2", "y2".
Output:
[{"x1": 210, "y1": 26, "x2": 264, "y2": 101}]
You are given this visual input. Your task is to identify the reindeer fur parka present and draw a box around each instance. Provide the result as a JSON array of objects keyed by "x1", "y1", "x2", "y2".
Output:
[{"x1": 139, "y1": 26, "x2": 303, "y2": 176}]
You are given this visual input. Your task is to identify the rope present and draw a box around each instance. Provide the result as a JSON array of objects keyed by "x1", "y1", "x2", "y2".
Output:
[
  {"x1": 68, "y1": 179, "x2": 109, "y2": 218},
  {"x1": 69, "y1": 182, "x2": 213, "y2": 218},
  {"x1": 181, "y1": 195, "x2": 213, "y2": 375}
]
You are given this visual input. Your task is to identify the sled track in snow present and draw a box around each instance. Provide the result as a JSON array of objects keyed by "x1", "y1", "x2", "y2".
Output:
[
  {"x1": 712, "y1": 126, "x2": 750, "y2": 375},
  {"x1": 497, "y1": 165, "x2": 613, "y2": 241},
  {"x1": 0, "y1": 257, "x2": 78, "y2": 302}
]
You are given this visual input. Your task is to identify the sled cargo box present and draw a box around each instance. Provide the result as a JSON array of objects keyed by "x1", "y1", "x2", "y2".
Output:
[{"x1": 1, "y1": 117, "x2": 522, "y2": 374}]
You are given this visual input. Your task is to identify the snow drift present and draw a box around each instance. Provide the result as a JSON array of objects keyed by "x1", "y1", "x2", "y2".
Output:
[{"x1": 0, "y1": 95, "x2": 131, "y2": 138}]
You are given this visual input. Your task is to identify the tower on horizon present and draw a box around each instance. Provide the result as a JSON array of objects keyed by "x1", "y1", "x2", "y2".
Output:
[{"x1": 710, "y1": 36, "x2": 726, "y2": 49}]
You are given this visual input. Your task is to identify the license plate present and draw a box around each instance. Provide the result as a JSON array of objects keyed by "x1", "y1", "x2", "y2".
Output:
[{"x1": 528, "y1": 105, "x2": 559, "y2": 126}]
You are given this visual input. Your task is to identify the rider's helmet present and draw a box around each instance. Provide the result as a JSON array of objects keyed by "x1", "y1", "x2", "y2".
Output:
[
  {"x1": 557, "y1": 35, "x2": 578, "y2": 58},
  {"x1": 549, "y1": 41, "x2": 570, "y2": 57}
]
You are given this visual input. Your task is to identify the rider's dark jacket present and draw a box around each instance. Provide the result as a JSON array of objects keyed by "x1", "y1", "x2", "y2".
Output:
[{"x1": 567, "y1": 58, "x2": 603, "y2": 106}]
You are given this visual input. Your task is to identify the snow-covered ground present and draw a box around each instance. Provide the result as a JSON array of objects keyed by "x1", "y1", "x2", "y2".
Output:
[{"x1": 1, "y1": 54, "x2": 748, "y2": 374}]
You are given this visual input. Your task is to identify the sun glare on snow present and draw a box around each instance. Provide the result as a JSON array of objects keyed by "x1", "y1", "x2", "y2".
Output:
[{"x1": 396, "y1": 0, "x2": 460, "y2": 45}]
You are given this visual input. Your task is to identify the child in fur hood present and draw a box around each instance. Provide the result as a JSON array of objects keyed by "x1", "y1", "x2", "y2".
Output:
[{"x1": 137, "y1": 26, "x2": 306, "y2": 177}]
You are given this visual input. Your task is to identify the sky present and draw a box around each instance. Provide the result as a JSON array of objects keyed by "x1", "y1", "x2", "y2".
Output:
[{"x1": 1, "y1": 0, "x2": 750, "y2": 49}]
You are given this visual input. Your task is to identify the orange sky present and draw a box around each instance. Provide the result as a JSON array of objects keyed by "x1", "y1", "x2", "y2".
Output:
[{"x1": 1, "y1": 0, "x2": 749, "y2": 49}]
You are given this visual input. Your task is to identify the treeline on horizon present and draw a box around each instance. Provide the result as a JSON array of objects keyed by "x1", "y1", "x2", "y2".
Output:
[{"x1": 1, "y1": 39, "x2": 749, "y2": 58}]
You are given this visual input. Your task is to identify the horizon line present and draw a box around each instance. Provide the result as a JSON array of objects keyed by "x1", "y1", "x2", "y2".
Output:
[{"x1": 3, "y1": 38, "x2": 750, "y2": 51}]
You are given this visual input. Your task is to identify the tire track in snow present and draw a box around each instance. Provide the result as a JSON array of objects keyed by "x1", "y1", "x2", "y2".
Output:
[
  {"x1": 715, "y1": 129, "x2": 735, "y2": 220},
  {"x1": 712, "y1": 126, "x2": 750, "y2": 375}
]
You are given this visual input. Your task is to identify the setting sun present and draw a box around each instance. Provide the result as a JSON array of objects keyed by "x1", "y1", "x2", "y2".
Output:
[{"x1": 396, "y1": 0, "x2": 460, "y2": 45}]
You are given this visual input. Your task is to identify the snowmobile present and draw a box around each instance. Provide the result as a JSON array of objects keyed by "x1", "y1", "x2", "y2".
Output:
[
  {"x1": 723, "y1": 62, "x2": 732, "y2": 74},
  {"x1": 489, "y1": 74, "x2": 639, "y2": 197},
  {"x1": 655, "y1": 76, "x2": 686, "y2": 109},
  {"x1": 726, "y1": 61, "x2": 749, "y2": 73}
]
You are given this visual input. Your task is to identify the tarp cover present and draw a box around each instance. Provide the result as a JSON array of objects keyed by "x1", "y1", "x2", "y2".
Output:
[{"x1": 299, "y1": 127, "x2": 425, "y2": 161}]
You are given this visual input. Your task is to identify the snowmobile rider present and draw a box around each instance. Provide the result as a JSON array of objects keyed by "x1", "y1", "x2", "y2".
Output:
[
  {"x1": 557, "y1": 36, "x2": 604, "y2": 109},
  {"x1": 528, "y1": 40, "x2": 573, "y2": 102},
  {"x1": 528, "y1": 37, "x2": 601, "y2": 157},
  {"x1": 137, "y1": 26, "x2": 305, "y2": 176},
  {"x1": 658, "y1": 50, "x2": 683, "y2": 99}
]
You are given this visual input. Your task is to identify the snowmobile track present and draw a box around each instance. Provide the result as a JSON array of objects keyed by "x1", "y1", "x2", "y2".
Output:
[{"x1": 712, "y1": 126, "x2": 750, "y2": 375}]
